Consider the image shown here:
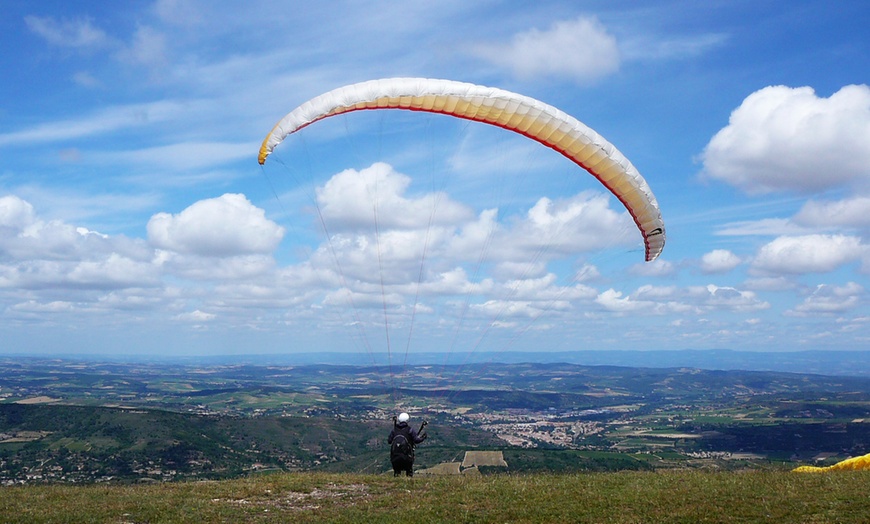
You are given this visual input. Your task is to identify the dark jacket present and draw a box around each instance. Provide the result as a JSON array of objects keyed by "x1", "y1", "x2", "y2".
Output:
[{"x1": 388, "y1": 421, "x2": 426, "y2": 448}]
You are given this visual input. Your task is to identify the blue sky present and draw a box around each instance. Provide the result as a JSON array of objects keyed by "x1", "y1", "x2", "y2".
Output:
[{"x1": 1, "y1": 0, "x2": 868, "y2": 359}]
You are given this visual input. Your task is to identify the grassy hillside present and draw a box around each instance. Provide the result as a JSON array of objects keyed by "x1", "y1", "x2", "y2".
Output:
[
  {"x1": 1, "y1": 470, "x2": 868, "y2": 523},
  {"x1": 0, "y1": 404, "x2": 505, "y2": 482}
]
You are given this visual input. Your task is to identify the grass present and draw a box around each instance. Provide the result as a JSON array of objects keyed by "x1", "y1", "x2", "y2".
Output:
[{"x1": 2, "y1": 470, "x2": 870, "y2": 523}]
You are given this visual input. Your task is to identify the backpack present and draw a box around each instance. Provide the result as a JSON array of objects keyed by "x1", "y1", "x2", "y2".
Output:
[{"x1": 390, "y1": 432, "x2": 413, "y2": 462}]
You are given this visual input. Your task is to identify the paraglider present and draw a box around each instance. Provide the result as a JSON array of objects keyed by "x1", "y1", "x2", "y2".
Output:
[
  {"x1": 388, "y1": 412, "x2": 428, "y2": 477},
  {"x1": 259, "y1": 78, "x2": 665, "y2": 261},
  {"x1": 259, "y1": 78, "x2": 668, "y2": 403}
]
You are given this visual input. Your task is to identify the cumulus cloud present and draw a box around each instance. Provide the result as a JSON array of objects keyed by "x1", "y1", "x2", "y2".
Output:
[
  {"x1": 701, "y1": 85, "x2": 870, "y2": 194},
  {"x1": 788, "y1": 282, "x2": 864, "y2": 316},
  {"x1": 573, "y1": 263, "x2": 600, "y2": 283},
  {"x1": 0, "y1": 195, "x2": 36, "y2": 231},
  {"x1": 595, "y1": 283, "x2": 768, "y2": 317},
  {"x1": 0, "y1": 195, "x2": 158, "y2": 291},
  {"x1": 418, "y1": 267, "x2": 492, "y2": 297},
  {"x1": 472, "y1": 17, "x2": 620, "y2": 83},
  {"x1": 316, "y1": 163, "x2": 473, "y2": 231},
  {"x1": 472, "y1": 192, "x2": 636, "y2": 265},
  {"x1": 700, "y1": 249, "x2": 741, "y2": 274},
  {"x1": 0, "y1": 195, "x2": 148, "y2": 263},
  {"x1": 595, "y1": 288, "x2": 651, "y2": 313},
  {"x1": 282, "y1": 161, "x2": 653, "y2": 323},
  {"x1": 155, "y1": 252, "x2": 277, "y2": 281},
  {"x1": 175, "y1": 309, "x2": 216, "y2": 322},
  {"x1": 595, "y1": 285, "x2": 692, "y2": 315},
  {"x1": 503, "y1": 193, "x2": 633, "y2": 256},
  {"x1": 743, "y1": 276, "x2": 796, "y2": 292},
  {"x1": 310, "y1": 164, "x2": 638, "y2": 288},
  {"x1": 494, "y1": 273, "x2": 595, "y2": 302},
  {"x1": 793, "y1": 196, "x2": 870, "y2": 230},
  {"x1": 2, "y1": 257, "x2": 158, "y2": 291},
  {"x1": 65, "y1": 253, "x2": 160, "y2": 288},
  {"x1": 470, "y1": 298, "x2": 570, "y2": 320},
  {"x1": 631, "y1": 259, "x2": 675, "y2": 277},
  {"x1": 147, "y1": 193, "x2": 284, "y2": 257},
  {"x1": 493, "y1": 260, "x2": 548, "y2": 280},
  {"x1": 751, "y1": 234, "x2": 865, "y2": 275},
  {"x1": 700, "y1": 284, "x2": 770, "y2": 312}
]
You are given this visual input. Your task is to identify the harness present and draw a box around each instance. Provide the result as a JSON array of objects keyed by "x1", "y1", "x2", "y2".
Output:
[{"x1": 390, "y1": 426, "x2": 414, "y2": 461}]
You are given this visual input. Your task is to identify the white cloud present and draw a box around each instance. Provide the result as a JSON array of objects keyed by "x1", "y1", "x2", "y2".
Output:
[
  {"x1": 0, "y1": 195, "x2": 150, "y2": 263},
  {"x1": 631, "y1": 259, "x2": 675, "y2": 277},
  {"x1": 72, "y1": 71, "x2": 102, "y2": 88},
  {"x1": 175, "y1": 309, "x2": 216, "y2": 322},
  {"x1": 0, "y1": 101, "x2": 186, "y2": 147},
  {"x1": 700, "y1": 249, "x2": 741, "y2": 274},
  {"x1": 573, "y1": 263, "x2": 600, "y2": 283},
  {"x1": 701, "y1": 85, "x2": 870, "y2": 194},
  {"x1": 308, "y1": 164, "x2": 638, "y2": 290},
  {"x1": 25, "y1": 13, "x2": 174, "y2": 76},
  {"x1": 153, "y1": 0, "x2": 204, "y2": 26},
  {"x1": 0, "y1": 195, "x2": 36, "y2": 230},
  {"x1": 4, "y1": 186, "x2": 160, "y2": 226},
  {"x1": 316, "y1": 163, "x2": 473, "y2": 231},
  {"x1": 743, "y1": 276, "x2": 796, "y2": 292},
  {"x1": 470, "y1": 298, "x2": 570, "y2": 320},
  {"x1": 0, "y1": 196, "x2": 159, "y2": 292},
  {"x1": 10, "y1": 300, "x2": 77, "y2": 313},
  {"x1": 116, "y1": 25, "x2": 169, "y2": 69},
  {"x1": 418, "y1": 267, "x2": 492, "y2": 297},
  {"x1": 716, "y1": 218, "x2": 810, "y2": 237},
  {"x1": 752, "y1": 234, "x2": 865, "y2": 275},
  {"x1": 495, "y1": 273, "x2": 594, "y2": 302},
  {"x1": 65, "y1": 253, "x2": 160, "y2": 288},
  {"x1": 595, "y1": 283, "x2": 767, "y2": 317},
  {"x1": 96, "y1": 289, "x2": 165, "y2": 311},
  {"x1": 493, "y1": 260, "x2": 548, "y2": 280},
  {"x1": 155, "y1": 252, "x2": 276, "y2": 281},
  {"x1": 1, "y1": 255, "x2": 158, "y2": 292},
  {"x1": 700, "y1": 284, "x2": 770, "y2": 313},
  {"x1": 595, "y1": 288, "x2": 649, "y2": 313},
  {"x1": 788, "y1": 282, "x2": 864, "y2": 316},
  {"x1": 621, "y1": 32, "x2": 727, "y2": 61},
  {"x1": 472, "y1": 17, "x2": 620, "y2": 83},
  {"x1": 632, "y1": 284, "x2": 677, "y2": 301},
  {"x1": 793, "y1": 196, "x2": 870, "y2": 230},
  {"x1": 490, "y1": 192, "x2": 636, "y2": 261},
  {"x1": 147, "y1": 193, "x2": 284, "y2": 257},
  {"x1": 95, "y1": 142, "x2": 254, "y2": 172},
  {"x1": 25, "y1": 16, "x2": 110, "y2": 50}
]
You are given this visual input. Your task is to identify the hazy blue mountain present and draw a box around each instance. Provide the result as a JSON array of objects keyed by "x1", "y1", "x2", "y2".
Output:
[{"x1": 21, "y1": 349, "x2": 869, "y2": 377}]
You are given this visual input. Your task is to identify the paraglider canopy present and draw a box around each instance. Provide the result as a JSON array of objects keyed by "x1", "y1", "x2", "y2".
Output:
[
  {"x1": 793, "y1": 453, "x2": 870, "y2": 472},
  {"x1": 259, "y1": 77, "x2": 665, "y2": 261}
]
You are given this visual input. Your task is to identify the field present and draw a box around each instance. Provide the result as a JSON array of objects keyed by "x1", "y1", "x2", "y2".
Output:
[
  {"x1": 4, "y1": 356, "x2": 870, "y2": 484},
  {"x1": 1, "y1": 470, "x2": 869, "y2": 523},
  {"x1": 2, "y1": 356, "x2": 870, "y2": 521}
]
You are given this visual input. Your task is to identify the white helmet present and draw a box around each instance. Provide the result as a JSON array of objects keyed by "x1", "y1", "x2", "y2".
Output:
[{"x1": 398, "y1": 412, "x2": 409, "y2": 423}]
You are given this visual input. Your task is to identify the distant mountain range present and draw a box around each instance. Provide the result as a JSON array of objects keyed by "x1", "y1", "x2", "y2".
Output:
[{"x1": 20, "y1": 349, "x2": 869, "y2": 378}]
